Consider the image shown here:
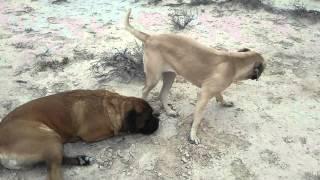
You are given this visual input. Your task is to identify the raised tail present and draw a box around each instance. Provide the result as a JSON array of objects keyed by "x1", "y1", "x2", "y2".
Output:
[{"x1": 124, "y1": 9, "x2": 150, "y2": 42}]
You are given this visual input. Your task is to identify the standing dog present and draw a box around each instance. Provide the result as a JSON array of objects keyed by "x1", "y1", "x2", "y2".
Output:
[
  {"x1": 124, "y1": 9, "x2": 265, "y2": 144},
  {"x1": 0, "y1": 90, "x2": 159, "y2": 180}
]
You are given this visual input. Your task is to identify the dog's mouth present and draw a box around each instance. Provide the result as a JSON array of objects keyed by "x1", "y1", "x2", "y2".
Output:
[
  {"x1": 250, "y1": 72, "x2": 259, "y2": 81},
  {"x1": 141, "y1": 116, "x2": 159, "y2": 134}
]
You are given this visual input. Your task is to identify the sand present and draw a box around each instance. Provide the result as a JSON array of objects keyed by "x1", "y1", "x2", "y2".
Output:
[{"x1": 0, "y1": 0, "x2": 319, "y2": 179}]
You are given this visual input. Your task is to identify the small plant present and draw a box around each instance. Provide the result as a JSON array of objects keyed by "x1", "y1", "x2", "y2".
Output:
[
  {"x1": 240, "y1": 0, "x2": 264, "y2": 9},
  {"x1": 220, "y1": 0, "x2": 265, "y2": 9},
  {"x1": 34, "y1": 49, "x2": 51, "y2": 61},
  {"x1": 292, "y1": 1, "x2": 308, "y2": 16},
  {"x1": 190, "y1": 0, "x2": 211, "y2": 6},
  {"x1": 148, "y1": 0, "x2": 162, "y2": 5},
  {"x1": 12, "y1": 42, "x2": 34, "y2": 49},
  {"x1": 216, "y1": 0, "x2": 320, "y2": 22},
  {"x1": 24, "y1": 28, "x2": 34, "y2": 33},
  {"x1": 217, "y1": 0, "x2": 275, "y2": 11},
  {"x1": 169, "y1": 9, "x2": 195, "y2": 30},
  {"x1": 52, "y1": 0, "x2": 68, "y2": 4},
  {"x1": 34, "y1": 57, "x2": 69, "y2": 72},
  {"x1": 90, "y1": 43, "x2": 144, "y2": 83},
  {"x1": 73, "y1": 48, "x2": 95, "y2": 61},
  {"x1": 290, "y1": 0, "x2": 320, "y2": 21}
]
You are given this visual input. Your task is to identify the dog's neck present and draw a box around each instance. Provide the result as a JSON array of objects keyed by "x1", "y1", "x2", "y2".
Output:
[
  {"x1": 232, "y1": 58, "x2": 256, "y2": 81},
  {"x1": 102, "y1": 96, "x2": 125, "y2": 135}
]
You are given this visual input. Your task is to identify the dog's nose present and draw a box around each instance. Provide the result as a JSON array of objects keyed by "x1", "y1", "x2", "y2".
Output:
[
  {"x1": 141, "y1": 117, "x2": 159, "y2": 134},
  {"x1": 152, "y1": 117, "x2": 159, "y2": 130},
  {"x1": 250, "y1": 73, "x2": 257, "y2": 80},
  {"x1": 152, "y1": 111, "x2": 160, "y2": 117}
]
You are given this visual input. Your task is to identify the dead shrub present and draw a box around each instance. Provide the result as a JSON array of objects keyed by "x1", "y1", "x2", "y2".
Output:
[
  {"x1": 34, "y1": 57, "x2": 70, "y2": 72},
  {"x1": 189, "y1": 0, "x2": 211, "y2": 6},
  {"x1": 169, "y1": 9, "x2": 195, "y2": 30},
  {"x1": 90, "y1": 43, "x2": 144, "y2": 83},
  {"x1": 73, "y1": 48, "x2": 95, "y2": 61},
  {"x1": 52, "y1": 0, "x2": 68, "y2": 4},
  {"x1": 12, "y1": 42, "x2": 34, "y2": 49},
  {"x1": 218, "y1": 0, "x2": 266, "y2": 10},
  {"x1": 148, "y1": 0, "x2": 162, "y2": 5},
  {"x1": 290, "y1": 1, "x2": 320, "y2": 21},
  {"x1": 216, "y1": 0, "x2": 320, "y2": 22}
]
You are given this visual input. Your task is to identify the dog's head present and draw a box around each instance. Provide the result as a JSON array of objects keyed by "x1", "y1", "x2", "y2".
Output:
[
  {"x1": 234, "y1": 51, "x2": 266, "y2": 81},
  {"x1": 123, "y1": 98, "x2": 159, "y2": 135},
  {"x1": 248, "y1": 61, "x2": 265, "y2": 81},
  {"x1": 239, "y1": 50, "x2": 265, "y2": 81}
]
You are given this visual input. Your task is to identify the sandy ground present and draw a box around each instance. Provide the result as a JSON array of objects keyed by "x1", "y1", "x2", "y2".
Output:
[{"x1": 0, "y1": 0, "x2": 320, "y2": 179}]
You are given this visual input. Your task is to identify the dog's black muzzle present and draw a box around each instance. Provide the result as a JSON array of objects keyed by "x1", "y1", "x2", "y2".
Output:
[{"x1": 250, "y1": 62, "x2": 265, "y2": 81}]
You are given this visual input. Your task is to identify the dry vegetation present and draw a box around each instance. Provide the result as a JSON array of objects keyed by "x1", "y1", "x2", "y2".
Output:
[
  {"x1": 90, "y1": 43, "x2": 144, "y2": 83},
  {"x1": 216, "y1": 0, "x2": 320, "y2": 22},
  {"x1": 34, "y1": 57, "x2": 70, "y2": 72},
  {"x1": 169, "y1": 9, "x2": 196, "y2": 30}
]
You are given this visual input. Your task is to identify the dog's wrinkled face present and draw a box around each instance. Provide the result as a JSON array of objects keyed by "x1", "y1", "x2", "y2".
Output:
[
  {"x1": 249, "y1": 62, "x2": 265, "y2": 81},
  {"x1": 124, "y1": 99, "x2": 159, "y2": 134}
]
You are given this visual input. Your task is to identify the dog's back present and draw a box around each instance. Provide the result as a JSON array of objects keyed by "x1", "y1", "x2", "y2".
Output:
[{"x1": 0, "y1": 90, "x2": 113, "y2": 140}]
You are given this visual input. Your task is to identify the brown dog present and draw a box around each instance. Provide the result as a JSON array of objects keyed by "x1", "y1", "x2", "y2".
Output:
[
  {"x1": 124, "y1": 9, "x2": 265, "y2": 144},
  {"x1": 0, "y1": 90, "x2": 159, "y2": 180}
]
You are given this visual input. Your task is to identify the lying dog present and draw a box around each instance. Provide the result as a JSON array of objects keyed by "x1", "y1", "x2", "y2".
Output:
[
  {"x1": 0, "y1": 90, "x2": 159, "y2": 180},
  {"x1": 125, "y1": 9, "x2": 265, "y2": 144}
]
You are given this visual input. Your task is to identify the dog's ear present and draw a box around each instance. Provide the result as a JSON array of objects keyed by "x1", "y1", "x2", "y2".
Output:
[
  {"x1": 125, "y1": 109, "x2": 138, "y2": 133},
  {"x1": 238, "y1": 48, "x2": 250, "y2": 52}
]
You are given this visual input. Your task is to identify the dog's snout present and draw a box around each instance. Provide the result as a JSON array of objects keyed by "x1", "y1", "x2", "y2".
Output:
[
  {"x1": 141, "y1": 117, "x2": 159, "y2": 135},
  {"x1": 152, "y1": 111, "x2": 160, "y2": 117}
]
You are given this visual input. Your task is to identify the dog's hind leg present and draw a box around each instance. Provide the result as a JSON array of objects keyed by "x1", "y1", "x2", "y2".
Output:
[
  {"x1": 24, "y1": 134, "x2": 65, "y2": 180},
  {"x1": 142, "y1": 74, "x2": 161, "y2": 99},
  {"x1": 36, "y1": 138, "x2": 94, "y2": 180},
  {"x1": 46, "y1": 144, "x2": 63, "y2": 180},
  {"x1": 141, "y1": 51, "x2": 162, "y2": 99},
  {"x1": 215, "y1": 93, "x2": 234, "y2": 107},
  {"x1": 159, "y1": 72, "x2": 176, "y2": 116},
  {"x1": 0, "y1": 133, "x2": 64, "y2": 180}
]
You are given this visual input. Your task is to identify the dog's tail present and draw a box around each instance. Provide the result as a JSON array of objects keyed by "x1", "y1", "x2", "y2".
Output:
[{"x1": 125, "y1": 9, "x2": 150, "y2": 42}]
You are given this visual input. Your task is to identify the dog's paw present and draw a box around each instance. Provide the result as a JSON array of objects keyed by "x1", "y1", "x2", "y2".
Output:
[
  {"x1": 189, "y1": 132, "x2": 200, "y2": 145},
  {"x1": 222, "y1": 101, "x2": 234, "y2": 107},
  {"x1": 166, "y1": 109, "x2": 178, "y2": 117},
  {"x1": 77, "y1": 155, "x2": 94, "y2": 166},
  {"x1": 164, "y1": 106, "x2": 178, "y2": 117}
]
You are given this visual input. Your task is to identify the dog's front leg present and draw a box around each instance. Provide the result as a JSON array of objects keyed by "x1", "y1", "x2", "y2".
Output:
[
  {"x1": 189, "y1": 88, "x2": 212, "y2": 144},
  {"x1": 215, "y1": 93, "x2": 234, "y2": 107},
  {"x1": 189, "y1": 76, "x2": 232, "y2": 144}
]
